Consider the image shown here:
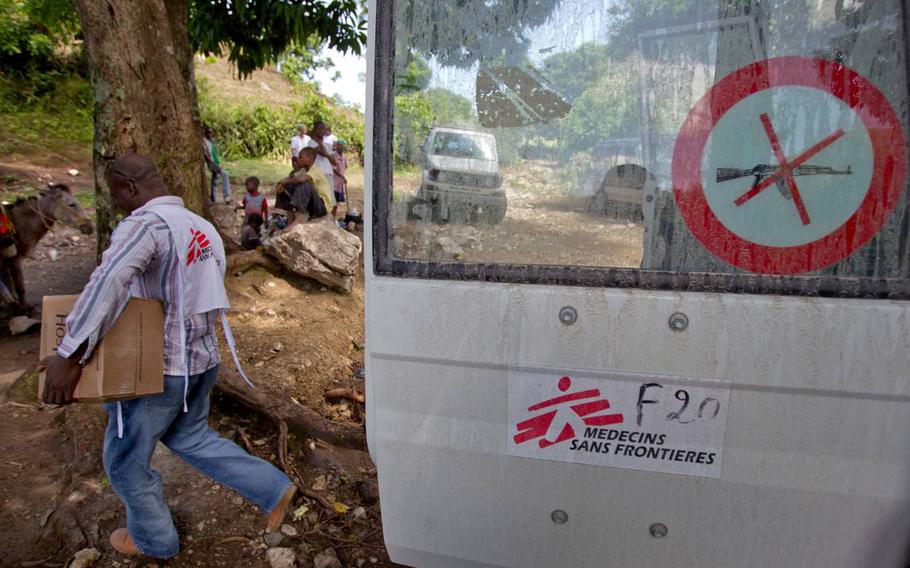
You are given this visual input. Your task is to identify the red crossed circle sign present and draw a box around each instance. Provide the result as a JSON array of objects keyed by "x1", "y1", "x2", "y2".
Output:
[{"x1": 672, "y1": 57, "x2": 907, "y2": 275}]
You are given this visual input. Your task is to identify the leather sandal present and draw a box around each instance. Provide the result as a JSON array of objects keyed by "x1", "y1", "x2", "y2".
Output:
[
  {"x1": 267, "y1": 484, "x2": 298, "y2": 533},
  {"x1": 109, "y1": 528, "x2": 140, "y2": 556}
]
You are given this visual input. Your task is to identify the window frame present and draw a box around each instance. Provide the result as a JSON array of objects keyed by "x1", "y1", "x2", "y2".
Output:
[{"x1": 371, "y1": 0, "x2": 910, "y2": 299}]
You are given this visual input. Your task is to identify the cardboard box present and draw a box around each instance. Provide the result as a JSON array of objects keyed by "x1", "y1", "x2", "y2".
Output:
[{"x1": 38, "y1": 295, "x2": 165, "y2": 402}]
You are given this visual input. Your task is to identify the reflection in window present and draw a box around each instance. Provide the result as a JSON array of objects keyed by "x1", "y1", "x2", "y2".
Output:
[
  {"x1": 431, "y1": 133, "x2": 495, "y2": 161},
  {"x1": 387, "y1": 0, "x2": 908, "y2": 281}
]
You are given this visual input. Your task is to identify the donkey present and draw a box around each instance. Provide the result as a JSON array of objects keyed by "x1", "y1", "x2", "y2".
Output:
[{"x1": 0, "y1": 184, "x2": 94, "y2": 314}]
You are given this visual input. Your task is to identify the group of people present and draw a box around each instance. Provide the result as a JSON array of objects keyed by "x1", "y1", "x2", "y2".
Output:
[{"x1": 203, "y1": 121, "x2": 350, "y2": 251}]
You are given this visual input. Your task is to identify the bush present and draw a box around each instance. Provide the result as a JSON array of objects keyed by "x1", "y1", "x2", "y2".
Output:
[
  {"x1": 392, "y1": 91, "x2": 432, "y2": 165},
  {"x1": 0, "y1": 0, "x2": 85, "y2": 101},
  {"x1": 198, "y1": 77, "x2": 365, "y2": 161}
]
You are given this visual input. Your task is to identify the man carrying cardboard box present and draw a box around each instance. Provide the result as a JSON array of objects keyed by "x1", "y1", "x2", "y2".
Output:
[{"x1": 39, "y1": 154, "x2": 296, "y2": 559}]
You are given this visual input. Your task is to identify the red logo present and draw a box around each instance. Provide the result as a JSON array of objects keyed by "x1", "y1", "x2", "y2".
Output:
[
  {"x1": 186, "y1": 228, "x2": 212, "y2": 266},
  {"x1": 513, "y1": 376, "x2": 624, "y2": 448}
]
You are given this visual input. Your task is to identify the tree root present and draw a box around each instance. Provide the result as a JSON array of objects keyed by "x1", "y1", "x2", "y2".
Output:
[
  {"x1": 226, "y1": 250, "x2": 283, "y2": 276},
  {"x1": 324, "y1": 388, "x2": 365, "y2": 404},
  {"x1": 216, "y1": 365, "x2": 366, "y2": 450}
]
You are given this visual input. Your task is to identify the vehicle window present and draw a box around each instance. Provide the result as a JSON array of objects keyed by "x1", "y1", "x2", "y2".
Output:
[
  {"x1": 431, "y1": 132, "x2": 495, "y2": 161},
  {"x1": 378, "y1": 0, "x2": 909, "y2": 293}
]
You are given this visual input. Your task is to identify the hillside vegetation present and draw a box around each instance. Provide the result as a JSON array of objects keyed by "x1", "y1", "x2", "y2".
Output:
[
  {"x1": 0, "y1": 56, "x2": 364, "y2": 170},
  {"x1": 196, "y1": 57, "x2": 365, "y2": 160}
]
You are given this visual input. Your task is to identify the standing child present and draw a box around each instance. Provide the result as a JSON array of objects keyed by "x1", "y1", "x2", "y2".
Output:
[
  {"x1": 237, "y1": 177, "x2": 268, "y2": 226},
  {"x1": 332, "y1": 140, "x2": 348, "y2": 217}
]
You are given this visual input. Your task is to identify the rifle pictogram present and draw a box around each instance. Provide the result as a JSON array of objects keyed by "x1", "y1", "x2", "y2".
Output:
[{"x1": 717, "y1": 163, "x2": 852, "y2": 200}]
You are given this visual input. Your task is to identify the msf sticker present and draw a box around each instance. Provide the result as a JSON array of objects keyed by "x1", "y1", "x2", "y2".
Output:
[
  {"x1": 513, "y1": 376, "x2": 623, "y2": 448},
  {"x1": 508, "y1": 370, "x2": 731, "y2": 478},
  {"x1": 186, "y1": 228, "x2": 213, "y2": 266}
]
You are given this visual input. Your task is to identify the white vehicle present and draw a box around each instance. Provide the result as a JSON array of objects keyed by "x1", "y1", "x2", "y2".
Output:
[
  {"x1": 366, "y1": 1, "x2": 910, "y2": 567},
  {"x1": 408, "y1": 126, "x2": 506, "y2": 224}
]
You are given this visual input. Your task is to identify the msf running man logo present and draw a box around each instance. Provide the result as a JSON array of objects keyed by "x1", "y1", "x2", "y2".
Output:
[
  {"x1": 186, "y1": 228, "x2": 213, "y2": 266},
  {"x1": 513, "y1": 376, "x2": 624, "y2": 449}
]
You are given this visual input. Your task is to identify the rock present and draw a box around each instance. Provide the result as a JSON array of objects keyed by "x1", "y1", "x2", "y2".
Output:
[
  {"x1": 209, "y1": 203, "x2": 242, "y2": 247},
  {"x1": 313, "y1": 548, "x2": 342, "y2": 568},
  {"x1": 435, "y1": 236, "x2": 463, "y2": 256},
  {"x1": 259, "y1": 81, "x2": 273, "y2": 92},
  {"x1": 48, "y1": 248, "x2": 59, "y2": 261},
  {"x1": 264, "y1": 532, "x2": 285, "y2": 547},
  {"x1": 280, "y1": 523, "x2": 298, "y2": 537},
  {"x1": 272, "y1": 342, "x2": 284, "y2": 353},
  {"x1": 9, "y1": 316, "x2": 40, "y2": 336},
  {"x1": 70, "y1": 548, "x2": 101, "y2": 568},
  {"x1": 351, "y1": 506, "x2": 367, "y2": 519},
  {"x1": 266, "y1": 547, "x2": 296, "y2": 568},
  {"x1": 264, "y1": 219, "x2": 362, "y2": 293},
  {"x1": 68, "y1": 168, "x2": 80, "y2": 177}
]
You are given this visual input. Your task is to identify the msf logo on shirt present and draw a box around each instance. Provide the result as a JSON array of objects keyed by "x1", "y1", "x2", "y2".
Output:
[
  {"x1": 186, "y1": 228, "x2": 214, "y2": 266},
  {"x1": 513, "y1": 376, "x2": 623, "y2": 449}
]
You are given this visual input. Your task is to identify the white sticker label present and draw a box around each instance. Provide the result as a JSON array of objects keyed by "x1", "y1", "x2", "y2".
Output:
[{"x1": 507, "y1": 369, "x2": 731, "y2": 478}]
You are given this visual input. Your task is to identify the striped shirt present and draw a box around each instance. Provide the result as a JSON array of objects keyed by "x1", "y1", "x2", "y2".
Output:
[{"x1": 57, "y1": 196, "x2": 221, "y2": 376}]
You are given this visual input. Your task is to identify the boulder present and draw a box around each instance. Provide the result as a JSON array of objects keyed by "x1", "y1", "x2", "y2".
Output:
[
  {"x1": 264, "y1": 219, "x2": 362, "y2": 293},
  {"x1": 209, "y1": 203, "x2": 243, "y2": 250}
]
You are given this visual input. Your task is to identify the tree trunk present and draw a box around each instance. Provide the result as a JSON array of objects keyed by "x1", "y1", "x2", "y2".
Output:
[{"x1": 74, "y1": 0, "x2": 206, "y2": 253}]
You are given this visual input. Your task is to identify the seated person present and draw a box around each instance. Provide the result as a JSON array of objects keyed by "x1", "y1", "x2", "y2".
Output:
[
  {"x1": 275, "y1": 148, "x2": 331, "y2": 225},
  {"x1": 288, "y1": 148, "x2": 334, "y2": 213},
  {"x1": 240, "y1": 213, "x2": 264, "y2": 250}
]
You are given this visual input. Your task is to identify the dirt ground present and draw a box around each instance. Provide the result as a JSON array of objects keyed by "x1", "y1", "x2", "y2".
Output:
[
  {"x1": 0, "y1": 161, "x2": 399, "y2": 568},
  {"x1": 391, "y1": 160, "x2": 645, "y2": 268}
]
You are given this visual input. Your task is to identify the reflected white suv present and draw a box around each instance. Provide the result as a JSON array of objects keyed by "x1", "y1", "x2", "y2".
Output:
[{"x1": 408, "y1": 126, "x2": 506, "y2": 224}]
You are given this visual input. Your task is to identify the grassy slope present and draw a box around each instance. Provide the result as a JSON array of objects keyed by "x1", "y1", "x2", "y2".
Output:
[
  {"x1": 195, "y1": 57, "x2": 305, "y2": 109},
  {"x1": 0, "y1": 76, "x2": 94, "y2": 169}
]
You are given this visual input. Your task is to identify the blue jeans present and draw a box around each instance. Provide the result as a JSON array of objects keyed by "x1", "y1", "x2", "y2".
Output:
[
  {"x1": 102, "y1": 365, "x2": 292, "y2": 558},
  {"x1": 210, "y1": 169, "x2": 231, "y2": 201}
]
